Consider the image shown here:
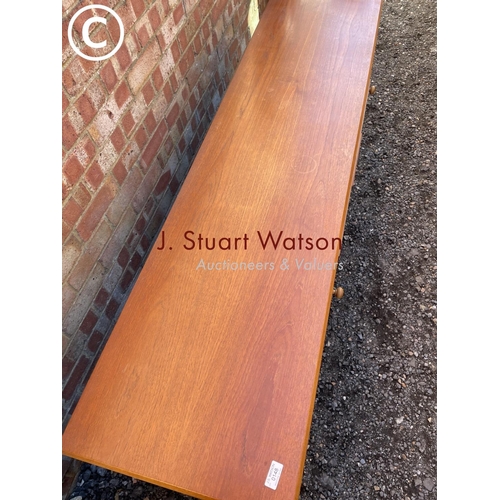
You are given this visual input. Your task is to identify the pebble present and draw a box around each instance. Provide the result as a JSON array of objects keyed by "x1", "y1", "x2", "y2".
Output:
[{"x1": 423, "y1": 478, "x2": 435, "y2": 491}]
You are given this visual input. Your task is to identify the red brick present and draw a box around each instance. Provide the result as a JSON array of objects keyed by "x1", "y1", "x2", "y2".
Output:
[
  {"x1": 116, "y1": 44, "x2": 132, "y2": 72},
  {"x1": 63, "y1": 220, "x2": 71, "y2": 242},
  {"x1": 100, "y1": 61, "x2": 118, "y2": 92},
  {"x1": 229, "y1": 38, "x2": 239, "y2": 59},
  {"x1": 179, "y1": 48, "x2": 195, "y2": 79},
  {"x1": 134, "y1": 126, "x2": 148, "y2": 151},
  {"x1": 154, "y1": 170, "x2": 172, "y2": 196},
  {"x1": 162, "y1": 0, "x2": 170, "y2": 15},
  {"x1": 131, "y1": 0, "x2": 145, "y2": 18},
  {"x1": 148, "y1": 6, "x2": 161, "y2": 31},
  {"x1": 62, "y1": 92, "x2": 69, "y2": 114},
  {"x1": 68, "y1": 5, "x2": 92, "y2": 36},
  {"x1": 62, "y1": 114, "x2": 78, "y2": 150},
  {"x1": 142, "y1": 80, "x2": 155, "y2": 105},
  {"x1": 135, "y1": 215, "x2": 146, "y2": 234},
  {"x1": 115, "y1": 81, "x2": 131, "y2": 109},
  {"x1": 105, "y1": 297, "x2": 120, "y2": 319},
  {"x1": 62, "y1": 66, "x2": 77, "y2": 96},
  {"x1": 94, "y1": 287, "x2": 110, "y2": 310},
  {"x1": 192, "y1": 131, "x2": 201, "y2": 152},
  {"x1": 189, "y1": 93, "x2": 197, "y2": 113},
  {"x1": 113, "y1": 159, "x2": 128, "y2": 185},
  {"x1": 80, "y1": 135, "x2": 96, "y2": 162},
  {"x1": 170, "y1": 72, "x2": 179, "y2": 93},
  {"x1": 117, "y1": 247, "x2": 130, "y2": 268},
  {"x1": 140, "y1": 234, "x2": 151, "y2": 251},
  {"x1": 193, "y1": 6, "x2": 202, "y2": 27},
  {"x1": 122, "y1": 110, "x2": 136, "y2": 137},
  {"x1": 163, "y1": 81, "x2": 173, "y2": 103},
  {"x1": 211, "y1": 0, "x2": 228, "y2": 23},
  {"x1": 180, "y1": 109, "x2": 188, "y2": 129},
  {"x1": 79, "y1": 309, "x2": 98, "y2": 335},
  {"x1": 137, "y1": 24, "x2": 150, "y2": 47},
  {"x1": 171, "y1": 39, "x2": 181, "y2": 64},
  {"x1": 173, "y1": 3, "x2": 184, "y2": 24},
  {"x1": 63, "y1": 198, "x2": 83, "y2": 227},
  {"x1": 238, "y1": 1, "x2": 247, "y2": 17},
  {"x1": 110, "y1": 127, "x2": 126, "y2": 153},
  {"x1": 163, "y1": 135, "x2": 174, "y2": 156},
  {"x1": 178, "y1": 134, "x2": 186, "y2": 154},
  {"x1": 120, "y1": 269, "x2": 135, "y2": 292},
  {"x1": 152, "y1": 67, "x2": 164, "y2": 91},
  {"x1": 178, "y1": 27, "x2": 189, "y2": 53},
  {"x1": 63, "y1": 155, "x2": 84, "y2": 186},
  {"x1": 79, "y1": 57, "x2": 100, "y2": 78},
  {"x1": 85, "y1": 162, "x2": 104, "y2": 190},
  {"x1": 179, "y1": 56, "x2": 189, "y2": 78},
  {"x1": 115, "y1": 2, "x2": 138, "y2": 31},
  {"x1": 62, "y1": 355, "x2": 90, "y2": 401},
  {"x1": 73, "y1": 183, "x2": 92, "y2": 209},
  {"x1": 88, "y1": 330, "x2": 105, "y2": 353},
  {"x1": 194, "y1": 34, "x2": 202, "y2": 54},
  {"x1": 166, "y1": 102, "x2": 180, "y2": 128},
  {"x1": 130, "y1": 252, "x2": 142, "y2": 271},
  {"x1": 142, "y1": 121, "x2": 167, "y2": 168},
  {"x1": 144, "y1": 110, "x2": 157, "y2": 134},
  {"x1": 202, "y1": 20, "x2": 210, "y2": 41},
  {"x1": 76, "y1": 92, "x2": 97, "y2": 126},
  {"x1": 77, "y1": 182, "x2": 115, "y2": 241},
  {"x1": 199, "y1": 0, "x2": 211, "y2": 18}
]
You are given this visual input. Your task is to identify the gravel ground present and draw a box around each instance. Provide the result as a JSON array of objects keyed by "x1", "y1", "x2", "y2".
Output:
[{"x1": 68, "y1": 0, "x2": 437, "y2": 498}]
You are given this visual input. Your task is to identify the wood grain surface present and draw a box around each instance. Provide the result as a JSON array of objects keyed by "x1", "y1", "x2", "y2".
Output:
[{"x1": 62, "y1": 0, "x2": 383, "y2": 498}]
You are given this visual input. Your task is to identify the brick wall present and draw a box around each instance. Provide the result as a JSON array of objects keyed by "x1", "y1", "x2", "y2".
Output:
[{"x1": 62, "y1": 0, "x2": 270, "y2": 428}]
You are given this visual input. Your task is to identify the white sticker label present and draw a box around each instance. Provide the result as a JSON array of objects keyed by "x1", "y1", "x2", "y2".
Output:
[{"x1": 264, "y1": 461, "x2": 283, "y2": 490}]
